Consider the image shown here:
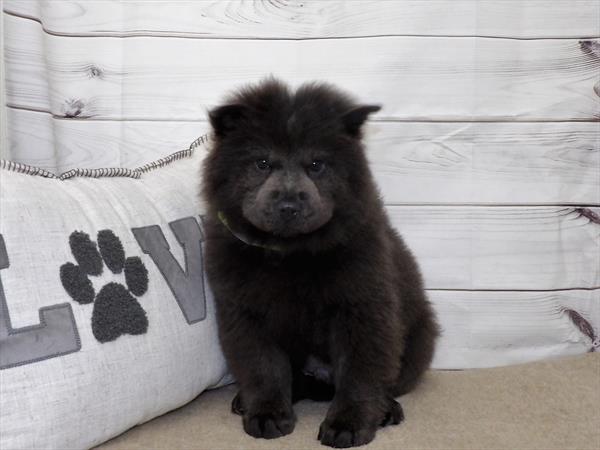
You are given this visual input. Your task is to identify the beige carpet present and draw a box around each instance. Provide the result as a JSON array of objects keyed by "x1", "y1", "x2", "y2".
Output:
[{"x1": 97, "y1": 354, "x2": 599, "y2": 450}]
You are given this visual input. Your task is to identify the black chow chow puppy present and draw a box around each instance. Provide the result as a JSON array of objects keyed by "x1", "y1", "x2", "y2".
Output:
[{"x1": 202, "y1": 78, "x2": 439, "y2": 448}]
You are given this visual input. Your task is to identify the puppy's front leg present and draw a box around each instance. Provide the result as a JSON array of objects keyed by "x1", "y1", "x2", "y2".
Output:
[
  {"x1": 221, "y1": 323, "x2": 296, "y2": 439},
  {"x1": 319, "y1": 306, "x2": 403, "y2": 448}
]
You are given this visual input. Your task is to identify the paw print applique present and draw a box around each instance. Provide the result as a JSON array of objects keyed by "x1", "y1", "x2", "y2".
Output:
[{"x1": 60, "y1": 230, "x2": 149, "y2": 343}]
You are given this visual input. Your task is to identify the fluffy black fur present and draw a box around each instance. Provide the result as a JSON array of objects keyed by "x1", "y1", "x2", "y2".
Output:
[{"x1": 202, "y1": 78, "x2": 439, "y2": 448}]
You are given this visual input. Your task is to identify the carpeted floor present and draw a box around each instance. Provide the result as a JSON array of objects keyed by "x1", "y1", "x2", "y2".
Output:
[{"x1": 96, "y1": 354, "x2": 599, "y2": 450}]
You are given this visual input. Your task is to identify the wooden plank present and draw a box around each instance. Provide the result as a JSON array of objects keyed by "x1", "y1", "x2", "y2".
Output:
[
  {"x1": 388, "y1": 206, "x2": 600, "y2": 290},
  {"x1": 0, "y1": 6, "x2": 8, "y2": 160},
  {"x1": 367, "y1": 121, "x2": 600, "y2": 205},
  {"x1": 428, "y1": 289, "x2": 599, "y2": 369},
  {"x1": 5, "y1": 109, "x2": 58, "y2": 172},
  {"x1": 5, "y1": 14, "x2": 599, "y2": 121},
  {"x1": 5, "y1": 109, "x2": 206, "y2": 173},
  {"x1": 4, "y1": 0, "x2": 599, "y2": 39},
  {"x1": 6, "y1": 109, "x2": 599, "y2": 204}
]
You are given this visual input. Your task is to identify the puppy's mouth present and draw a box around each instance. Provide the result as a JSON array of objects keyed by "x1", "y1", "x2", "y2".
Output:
[{"x1": 255, "y1": 213, "x2": 323, "y2": 238}]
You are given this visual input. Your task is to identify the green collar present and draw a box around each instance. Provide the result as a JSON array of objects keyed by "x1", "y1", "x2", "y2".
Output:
[{"x1": 217, "y1": 211, "x2": 282, "y2": 252}]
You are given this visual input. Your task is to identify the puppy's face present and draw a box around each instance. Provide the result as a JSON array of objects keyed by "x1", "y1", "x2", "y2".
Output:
[
  {"x1": 240, "y1": 146, "x2": 335, "y2": 237},
  {"x1": 204, "y1": 79, "x2": 379, "y2": 240}
]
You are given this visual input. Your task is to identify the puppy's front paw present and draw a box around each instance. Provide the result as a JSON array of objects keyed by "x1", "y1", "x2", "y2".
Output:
[
  {"x1": 243, "y1": 407, "x2": 296, "y2": 439},
  {"x1": 318, "y1": 417, "x2": 376, "y2": 448}
]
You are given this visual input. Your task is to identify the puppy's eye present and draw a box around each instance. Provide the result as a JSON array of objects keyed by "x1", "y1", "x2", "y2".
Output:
[
  {"x1": 255, "y1": 159, "x2": 271, "y2": 172},
  {"x1": 308, "y1": 160, "x2": 326, "y2": 175}
]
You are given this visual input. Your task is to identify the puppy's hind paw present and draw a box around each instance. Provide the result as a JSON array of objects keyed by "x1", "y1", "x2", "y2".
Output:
[
  {"x1": 231, "y1": 392, "x2": 245, "y2": 415},
  {"x1": 380, "y1": 399, "x2": 404, "y2": 427}
]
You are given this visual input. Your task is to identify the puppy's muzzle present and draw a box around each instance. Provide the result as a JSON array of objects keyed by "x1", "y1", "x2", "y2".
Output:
[{"x1": 278, "y1": 200, "x2": 300, "y2": 222}]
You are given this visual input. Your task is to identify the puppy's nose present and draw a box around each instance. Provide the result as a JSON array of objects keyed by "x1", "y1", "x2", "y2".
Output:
[{"x1": 278, "y1": 201, "x2": 300, "y2": 221}]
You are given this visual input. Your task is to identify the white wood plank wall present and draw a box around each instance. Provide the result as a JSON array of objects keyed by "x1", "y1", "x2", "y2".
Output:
[{"x1": 2, "y1": 0, "x2": 599, "y2": 368}]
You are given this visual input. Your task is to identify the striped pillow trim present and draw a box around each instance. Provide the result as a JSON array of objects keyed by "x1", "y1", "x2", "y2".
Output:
[
  {"x1": 136, "y1": 148, "x2": 194, "y2": 174},
  {"x1": 0, "y1": 134, "x2": 209, "y2": 180},
  {"x1": 136, "y1": 134, "x2": 208, "y2": 173},
  {"x1": 59, "y1": 167, "x2": 141, "y2": 180},
  {"x1": 0, "y1": 160, "x2": 58, "y2": 178}
]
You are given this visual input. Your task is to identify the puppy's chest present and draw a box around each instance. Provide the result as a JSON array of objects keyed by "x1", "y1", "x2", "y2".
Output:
[
  {"x1": 243, "y1": 252, "x2": 342, "y2": 351},
  {"x1": 258, "y1": 282, "x2": 332, "y2": 354},
  {"x1": 263, "y1": 289, "x2": 330, "y2": 341}
]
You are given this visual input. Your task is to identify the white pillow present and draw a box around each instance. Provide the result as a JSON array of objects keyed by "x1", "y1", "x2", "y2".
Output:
[{"x1": 0, "y1": 136, "x2": 231, "y2": 450}]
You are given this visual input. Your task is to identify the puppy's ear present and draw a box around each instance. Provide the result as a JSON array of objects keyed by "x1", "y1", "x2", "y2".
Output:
[
  {"x1": 209, "y1": 104, "x2": 248, "y2": 137},
  {"x1": 341, "y1": 105, "x2": 381, "y2": 137}
]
